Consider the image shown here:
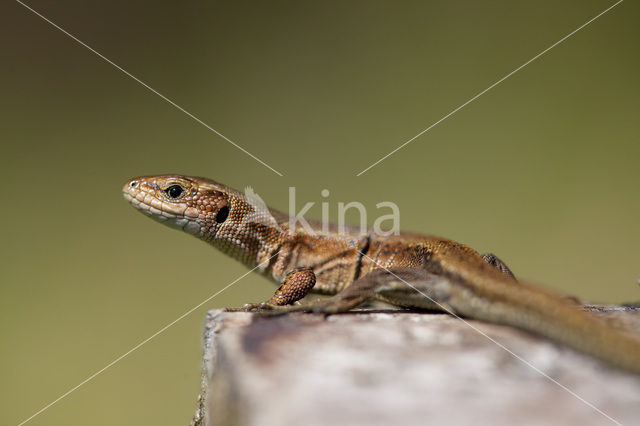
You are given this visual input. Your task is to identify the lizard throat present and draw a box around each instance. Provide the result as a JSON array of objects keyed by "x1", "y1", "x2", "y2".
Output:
[{"x1": 122, "y1": 190, "x2": 203, "y2": 236}]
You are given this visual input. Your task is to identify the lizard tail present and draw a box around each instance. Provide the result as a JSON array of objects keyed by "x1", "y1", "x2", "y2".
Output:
[{"x1": 439, "y1": 258, "x2": 640, "y2": 374}]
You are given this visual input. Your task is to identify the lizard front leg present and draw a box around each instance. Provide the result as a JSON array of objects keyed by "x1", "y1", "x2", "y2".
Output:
[{"x1": 239, "y1": 267, "x2": 317, "y2": 311}]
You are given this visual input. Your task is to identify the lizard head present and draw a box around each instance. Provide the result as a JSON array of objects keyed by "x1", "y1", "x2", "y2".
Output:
[
  {"x1": 122, "y1": 175, "x2": 286, "y2": 267},
  {"x1": 122, "y1": 175, "x2": 232, "y2": 237}
]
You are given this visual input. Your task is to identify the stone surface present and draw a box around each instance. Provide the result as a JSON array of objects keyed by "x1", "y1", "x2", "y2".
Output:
[{"x1": 192, "y1": 306, "x2": 640, "y2": 426}]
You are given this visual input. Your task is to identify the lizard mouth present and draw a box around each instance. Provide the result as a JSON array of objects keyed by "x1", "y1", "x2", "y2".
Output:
[{"x1": 122, "y1": 179, "x2": 202, "y2": 235}]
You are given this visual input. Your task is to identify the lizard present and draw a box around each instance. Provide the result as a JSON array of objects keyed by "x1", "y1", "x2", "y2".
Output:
[{"x1": 122, "y1": 174, "x2": 640, "y2": 374}]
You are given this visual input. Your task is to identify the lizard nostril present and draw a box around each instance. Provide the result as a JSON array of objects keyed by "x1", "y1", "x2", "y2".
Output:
[{"x1": 130, "y1": 181, "x2": 138, "y2": 188}]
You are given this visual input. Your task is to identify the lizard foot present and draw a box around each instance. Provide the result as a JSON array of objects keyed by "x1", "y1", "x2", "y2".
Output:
[
  {"x1": 254, "y1": 299, "x2": 344, "y2": 316},
  {"x1": 223, "y1": 304, "x2": 279, "y2": 312},
  {"x1": 242, "y1": 302, "x2": 279, "y2": 312}
]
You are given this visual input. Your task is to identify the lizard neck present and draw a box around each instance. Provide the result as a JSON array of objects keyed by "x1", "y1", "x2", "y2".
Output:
[{"x1": 200, "y1": 193, "x2": 291, "y2": 270}]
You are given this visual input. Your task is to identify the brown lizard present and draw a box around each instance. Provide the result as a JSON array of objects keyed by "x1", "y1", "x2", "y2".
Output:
[{"x1": 122, "y1": 174, "x2": 640, "y2": 374}]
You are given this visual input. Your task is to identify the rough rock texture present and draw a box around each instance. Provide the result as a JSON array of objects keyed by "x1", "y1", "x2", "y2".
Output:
[{"x1": 192, "y1": 306, "x2": 640, "y2": 426}]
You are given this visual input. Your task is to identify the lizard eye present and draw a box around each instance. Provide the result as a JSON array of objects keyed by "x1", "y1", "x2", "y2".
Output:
[{"x1": 165, "y1": 185, "x2": 184, "y2": 199}]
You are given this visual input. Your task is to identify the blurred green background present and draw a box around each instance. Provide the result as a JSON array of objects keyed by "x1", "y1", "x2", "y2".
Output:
[{"x1": 2, "y1": 0, "x2": 639, "y2": 424}]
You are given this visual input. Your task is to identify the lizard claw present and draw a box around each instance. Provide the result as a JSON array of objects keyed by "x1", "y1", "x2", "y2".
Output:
[
  {"x1": 246, "y1": 303, "x2": 310, "y2": 317},
  {"x1": 229, "y1": 300, "x2": 341, "y2": 315},
  {"x1": 242, "y1": 302, "x2": 278, "y2": 312},
  {"x1": 223, "y1": 303, "x2": 275, "y2": 312}
]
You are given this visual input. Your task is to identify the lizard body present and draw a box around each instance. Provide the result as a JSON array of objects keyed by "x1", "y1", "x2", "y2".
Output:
[{"x1": 123, "y1": 174, "x2": 640, "y2": 373}]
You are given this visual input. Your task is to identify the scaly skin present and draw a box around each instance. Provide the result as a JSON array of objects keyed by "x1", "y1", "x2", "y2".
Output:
[{"x1": 123, "y1": 174, "x2": 640, "y2": 374}]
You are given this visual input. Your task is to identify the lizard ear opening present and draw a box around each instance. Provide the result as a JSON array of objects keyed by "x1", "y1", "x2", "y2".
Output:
[{"x1": 216, "y1": 206, "x2": 229, "y2": 223}]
